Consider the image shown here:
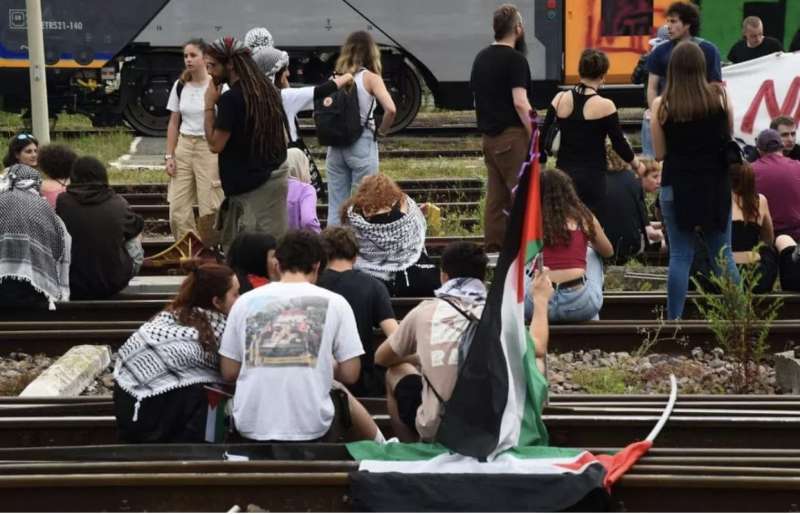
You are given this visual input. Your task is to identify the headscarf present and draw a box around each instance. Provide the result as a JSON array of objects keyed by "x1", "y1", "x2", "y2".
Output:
[
  {"x1": 252, "y1": 46, "x2": 289, "y2": 82},
  {"x1": 244, "y1": 27, "x2": 275, "y2": 52},
  {"x1": 0, "y1": 164, "x2": 71, "y2": 303}
]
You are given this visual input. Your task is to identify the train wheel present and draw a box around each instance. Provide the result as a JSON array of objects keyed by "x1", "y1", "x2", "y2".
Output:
[
  {"x1": 121, "y1": 52, "x2": 181, "y2": 137},
  {"x1": 383, "y1": 57, "x2": 422, "y2": 134}
]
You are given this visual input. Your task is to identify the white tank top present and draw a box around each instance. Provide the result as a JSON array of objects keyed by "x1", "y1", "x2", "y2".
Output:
[{"x1": 354, "y1": 69, "x2": 376, "y2": 130}]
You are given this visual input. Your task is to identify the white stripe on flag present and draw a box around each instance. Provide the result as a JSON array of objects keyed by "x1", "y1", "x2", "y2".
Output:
[{"x1": 359, "y1": 451, "x2": 598, "y2": 475}]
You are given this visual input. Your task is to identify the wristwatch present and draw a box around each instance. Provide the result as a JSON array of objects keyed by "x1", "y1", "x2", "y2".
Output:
[{"x1": 164, "y1": 154, "x2": 173, "y2": 161}]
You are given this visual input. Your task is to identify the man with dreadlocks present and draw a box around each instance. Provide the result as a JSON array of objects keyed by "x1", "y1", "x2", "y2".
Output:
[{"x1": 203, "y1": 36, "x2": 289, "y2": 252}]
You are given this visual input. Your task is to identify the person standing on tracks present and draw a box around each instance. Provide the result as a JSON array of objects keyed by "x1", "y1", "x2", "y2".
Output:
[
  {"x1": 727, "y1": 16, "x2": 783, "y2": 64},
  {"x1": 203, "y1": 36, "x2": 289, "y2": 253},
  {"x1": 165, "y1": 39, "x2": 226, "y2": 248},
  {"x1": 539, "y1": 49, "x2": 644, "y2": 219},
  {"x1": 325, "y1": 31, "x2": 397, "y2": 228},
  {"x1": 470, "y1": 4, "x2": 532, "y2": 254},
  {"x1": 646, "y1": 2, "x2": 722, "y2": 120},
  {"x1": 650, "y1": 41, "x2": 739, "y2": 320}
]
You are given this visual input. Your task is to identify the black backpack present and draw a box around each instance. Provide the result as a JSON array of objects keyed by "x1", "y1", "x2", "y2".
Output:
[{"x1": 313, "y1": 77, "x2": 374, "y2": 147}]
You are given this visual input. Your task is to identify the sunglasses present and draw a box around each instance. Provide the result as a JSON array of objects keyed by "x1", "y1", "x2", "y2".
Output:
[{"x1": 15, "y1": 133, "x2": 34, "y2": 141}]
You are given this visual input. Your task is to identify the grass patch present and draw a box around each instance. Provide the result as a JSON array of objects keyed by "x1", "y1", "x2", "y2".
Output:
[
  {"x1": 109, "y1": 167, "x2": 167, "y2": 185},
  {"x1": 571, "y1": 367, "x2": 635, "y2": 394},
  {"x1": 53, "y1": 132, "x2": 134, "y2": 167},
  {"x1": 0, "y1": 111, "x2": 95, "y2": 130},
  {"x1": 377, "y1": 157, "x2": 486, "y2": 180}
]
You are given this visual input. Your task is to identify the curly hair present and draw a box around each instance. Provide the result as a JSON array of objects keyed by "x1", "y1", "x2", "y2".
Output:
[
  {"x1": 37, "y1": 144, "x2": 77, "y2": 181},
  {"x1": 541, "y1": 168, "x2": 596, "y2": 247},
  {"x1": 339, "y1": 174, "x2": 403, "y2": 224},
  {"x1": 169, "y1": 261, "x2": 235, "y2": 352}
]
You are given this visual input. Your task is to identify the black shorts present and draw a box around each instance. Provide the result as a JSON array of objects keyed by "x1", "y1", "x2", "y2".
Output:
[
  {"x1": 394, "y1": 374, "x2": 423, "y2": 434},
  {"x1": 738, "y1": 245, "x2": 778, "y2": 293},
  {"x1": 779, "y1": 246, "x2": 800, "y2": 292}
]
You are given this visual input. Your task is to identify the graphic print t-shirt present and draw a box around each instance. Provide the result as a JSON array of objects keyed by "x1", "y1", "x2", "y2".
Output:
[{"x1": 219, "y1": 282, "x2": 363, "y2": 441}]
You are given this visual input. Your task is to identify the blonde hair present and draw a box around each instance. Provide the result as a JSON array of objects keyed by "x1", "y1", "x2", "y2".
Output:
[
  {"x1": 285, "y1": 148, "x2": 311, "y2": 184},
  {"x1": 335, "y1": 31, "x2": 382, "y2": 76}
]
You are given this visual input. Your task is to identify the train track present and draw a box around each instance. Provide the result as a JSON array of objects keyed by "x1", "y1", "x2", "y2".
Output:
[
  {"x1": 2, "y1": 292, "x2": 800, "y2": 324},
  {"x1": 0, "y1": 319, "x2": 797, "y2": 356}
]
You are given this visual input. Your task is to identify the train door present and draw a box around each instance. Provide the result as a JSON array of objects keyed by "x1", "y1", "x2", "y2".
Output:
[{"x1": 563, "y1": 0, "x2": 671, "y2": 85}]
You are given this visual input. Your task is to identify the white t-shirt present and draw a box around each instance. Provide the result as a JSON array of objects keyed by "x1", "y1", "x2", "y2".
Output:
[
  {"x1": 281, "y1": 86, "x2": 315, "y2": 142},
  {"x1": 166, "y1": 80, "x2": 229, "y2": 136},
  {"x1": 219, "y1": 281, "x2": 364, "y2": 441}
]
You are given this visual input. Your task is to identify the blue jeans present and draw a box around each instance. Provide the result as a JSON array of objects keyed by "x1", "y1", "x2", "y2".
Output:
[
  {"x1": 525, "y1": 247, "x2": 604, "y2": 323},
  {"x1": 325, "y1": 131, "x2": 379, "y2": 226},
  {"x1": 660, "y1": 185, "x2": 740, "y2": 319},
  {"x1": 641, "y1": 112, "x2": 654, "y2": 158}
]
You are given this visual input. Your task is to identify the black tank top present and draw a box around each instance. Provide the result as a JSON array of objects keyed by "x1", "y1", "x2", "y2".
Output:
[{"x1": 731, "y1": 220, "x2": 760, "y2": 252}]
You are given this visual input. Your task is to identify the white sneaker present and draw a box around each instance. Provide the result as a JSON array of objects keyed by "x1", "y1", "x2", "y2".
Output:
[{"x1": 486, "y1": 252, "x2": 499, "y2": 267}]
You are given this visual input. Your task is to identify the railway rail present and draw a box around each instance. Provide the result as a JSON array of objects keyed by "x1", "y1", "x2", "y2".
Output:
[
  {"x1": 2, "y1": 292, "x2": 800, "y2": 324},
  {"x1": 0, "y1": 319, "x2": 797, "y2": 356}
]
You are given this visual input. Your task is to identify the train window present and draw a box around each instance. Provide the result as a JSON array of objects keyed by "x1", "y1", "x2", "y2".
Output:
[{"x1": 601, "y1": 0, "x2": 653, "y2": 36}]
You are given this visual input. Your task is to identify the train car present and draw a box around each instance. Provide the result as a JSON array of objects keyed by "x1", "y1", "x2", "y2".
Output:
[{"x1": 0, "y1": 0, "x2": 795, "y2": 136}]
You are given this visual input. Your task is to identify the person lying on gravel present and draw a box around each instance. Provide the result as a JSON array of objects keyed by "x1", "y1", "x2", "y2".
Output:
[
  {"x1": 113, "y1": 262, "x2": 240, "y2": 443},
  {"x1": 375, "y1": 242, "x2": 554, "y2": 443},
  {"x1": 0, "y1": 164, "x2": 71, "y2": 308}
]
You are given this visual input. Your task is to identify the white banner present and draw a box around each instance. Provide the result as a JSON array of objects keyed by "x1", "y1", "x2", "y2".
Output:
[{"x1": 723, "y1": 51, "x2": 800, "y2": 146}]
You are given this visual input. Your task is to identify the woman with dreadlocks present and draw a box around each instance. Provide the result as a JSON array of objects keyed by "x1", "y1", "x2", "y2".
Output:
[
  {"x1": 325, "y1": 31, "x2": 397, "y2": 227},
  {"x1": 524, "y1": 168, "x2": 614, "y2": 323},
  {"x1": 203, "y1": 36, "x2": 289, "y2": 253}
]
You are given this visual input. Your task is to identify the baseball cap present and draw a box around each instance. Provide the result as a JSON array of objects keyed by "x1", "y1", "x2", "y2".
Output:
[{"x1": 756, "y1": 129, "x2": 783, "y2": 153}]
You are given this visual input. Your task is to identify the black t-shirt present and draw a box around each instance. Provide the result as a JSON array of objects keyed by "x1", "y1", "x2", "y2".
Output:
[
  {"x1": 214, "y1": 82, "x2": 287, "y2": 196},
  {"x1": 470, "y1": 45, "x2": 531, "y2": 136},
  {"x1": 787, "y1": 144, "x2": 800, "y2": 162},
  {"x1": 317, "y1": 269, "x2": 395, "y2": 395},
  {"x1": 727, "y1": 37, "x2": 783, "y2": 63},
  {"x1": 597, "y1": 170, "x2": 648, "y2": 264}
]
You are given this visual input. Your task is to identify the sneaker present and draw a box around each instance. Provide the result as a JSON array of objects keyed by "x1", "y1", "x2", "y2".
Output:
[{"x1": 486, "y1": 252, "x2": 499, "y2": 267}]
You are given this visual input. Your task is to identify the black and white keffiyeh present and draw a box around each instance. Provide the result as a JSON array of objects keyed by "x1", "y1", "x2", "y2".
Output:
[
  {"x1": 114, "y1": 309, "x2": 225, "y2": 410},
  {"x1": 0, "y1": 164, "x2": 71, "y2": 303},
  {"x1": 347, "y1": 195, "x2": 427, "y2": 281},
  {"x1": 435, "y1": 277, "x2": 487, "y2": 306}
]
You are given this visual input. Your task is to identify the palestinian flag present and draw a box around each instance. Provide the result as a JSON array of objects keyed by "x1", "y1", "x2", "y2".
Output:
[
  {"x1": 346, "y1": 117, "x2": 667, "y2": 511},
  {"x1": 204, "y1": 386, "x2": 231, "y2": 443}
]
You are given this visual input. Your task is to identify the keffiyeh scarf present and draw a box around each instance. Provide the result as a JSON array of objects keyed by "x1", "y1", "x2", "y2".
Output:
[
  {"x1": 435, "y1": 277, "x2": 487, "y2": 306},
  {"x1": 113, "y1": 309, "x2": 225, "y2": 412},
  {"x1": 347, "y1": 196, "x2": 427, "y2": 281},
  {"x1": 0, "y1": 164, "x2": 71, "y2": 303}
]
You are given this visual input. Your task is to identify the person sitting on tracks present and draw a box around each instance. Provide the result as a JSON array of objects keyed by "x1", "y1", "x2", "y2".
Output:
[
  {"x1": 318, "y1": 226, "x2": 399, "y2": 397},
  {"x1": 597, "y1": 145, "x2": 651, "y2": 265},
  {"x1": 56, "y1": 156, "x2": 144, "y2": 300},
  {"x1": 524, "y1": 168, "x2": 614, "y2": 324},
  {"x1": 113, "y1": 262, "x2": 240, "y2": 443},
  {"x1": 540, "y1": 48, "x2": 644, "y2": 219},
  {"x1": 226, "y1": 231, "x2": 278, "y2": 294},
  {"x1": 165, "y1": 38, "x2": 226, "y2": 248},
  {"x1": 752, "y1": 129, "x2": 800, "y2": 243},
  {"x1": 203, "y1": 36, "x2": 290, "y2": 253},
  {"x1": 284, "y1": 148, "x2": 321, "y2": 232},
  {"x1": 729, "y1": 161, "x2": 777, "y2": 293},
  {"x1": 2, "y1": 133, "x2": 38, "y2": 173},
  {"x1": 0, "y1": 164, "x2": 71, "y2": 308},
  {"x1": 324, "y1": 30, "x2": 397, "y2": 228},
  {"x1": 219, "y1": 230, "x2": 384, "y2": 443},
  {"x1": 340, "y1": 174, "x2": 440, "y2": 298},
  {"x1": 375, "y1": 242, "x2": 554, "y2": 442},
  {"x1": 774, "y1": 235, "x2": 800, "y2": 292},
  {"x1": 37, "y1": 144, "x2": 77, "y2": 209},
  {"x1": 251, "y1": 39, "x2": 353, "y2": 194}
]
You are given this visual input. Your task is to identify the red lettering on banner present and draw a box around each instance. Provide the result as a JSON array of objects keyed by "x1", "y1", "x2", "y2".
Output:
[{"x1": 741, "y1": 77, "x2": 800, "y2": 135}]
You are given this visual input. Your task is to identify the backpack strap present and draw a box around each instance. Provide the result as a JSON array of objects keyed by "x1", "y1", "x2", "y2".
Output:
[
  {"x1": 176, "y1": 79, "x2": 185, "y2": 100},
  {"x1": 422, "y1": 372, "x2": 447, "y2": 417},
  {"x1": 439, "y1": 296, "x2": 480, "y2": 322}
]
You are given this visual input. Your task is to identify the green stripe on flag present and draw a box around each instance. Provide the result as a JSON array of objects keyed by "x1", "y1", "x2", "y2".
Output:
[
  {"x1": 518, "y1": 331, "x2": 549, "y2": 447},
  {"x1": 348, "y1": 441, "x2": 452, "y2": 461},
  {"x1": 524, "y1": 240, "x2": 544, "y2": 265}
]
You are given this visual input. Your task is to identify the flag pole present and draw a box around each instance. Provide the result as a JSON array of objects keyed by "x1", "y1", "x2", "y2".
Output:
[
  {"x1": 646, "y1": 374, "x2": 677, "y2": 442},
  {"x1": 25, "y1": 0, "x2": 50, "y2": 144}
]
